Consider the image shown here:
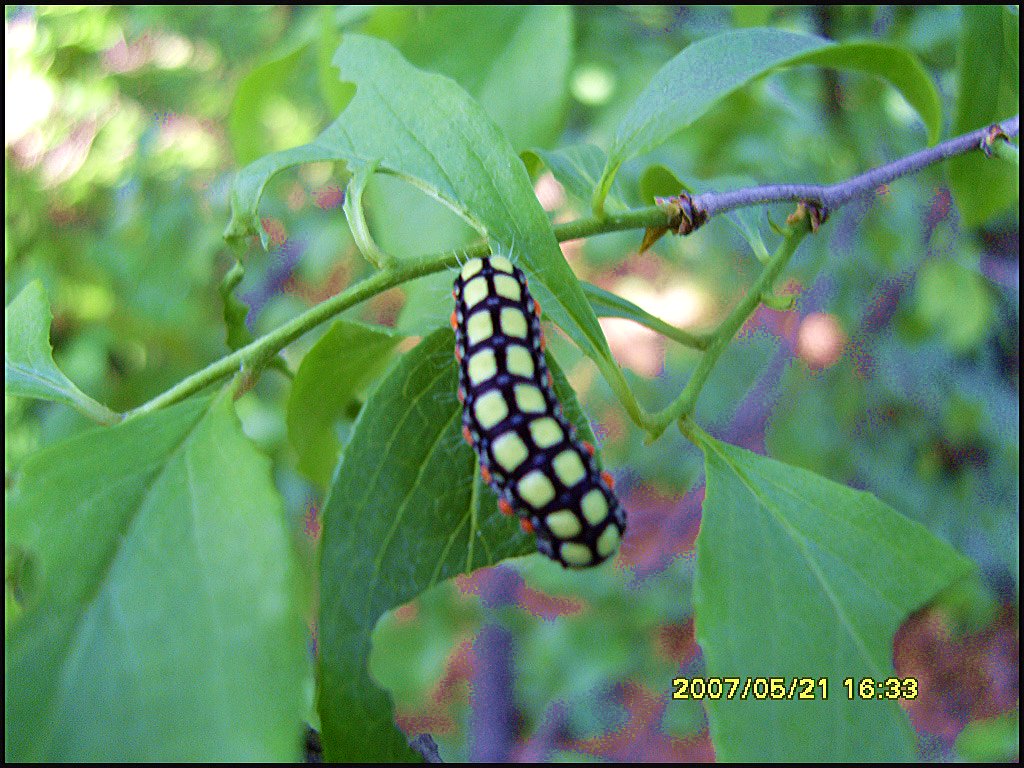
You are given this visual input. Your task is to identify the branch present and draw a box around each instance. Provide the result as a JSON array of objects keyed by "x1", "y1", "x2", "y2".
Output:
[
  {"x1": 119, "y1": 208, "x2": 668, "y2": 421},
  {"x1": 645, "y1": 214, "x2": 812, "y2": 440},
  {"x1": 659, "y1": 115, "x2": 1020, "y2": 233},
  {"x1": 120, "y1": 114, "x2": 1017, "y2": 424}
]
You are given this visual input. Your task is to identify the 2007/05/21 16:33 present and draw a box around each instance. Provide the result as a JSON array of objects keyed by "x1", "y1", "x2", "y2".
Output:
[{"x1": 671, "y1": 676, "x2": 920, "y2": 701}]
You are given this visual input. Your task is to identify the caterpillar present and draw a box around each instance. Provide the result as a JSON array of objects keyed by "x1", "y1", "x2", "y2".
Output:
[{"x1": 450, "y1": 254, "x2": 626, "y2": 568}]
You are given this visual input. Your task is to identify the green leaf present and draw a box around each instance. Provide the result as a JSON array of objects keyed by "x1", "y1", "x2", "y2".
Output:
[
  {"x1": 581, "y1": 281, "x2": 706, "y2": 349},
  {"x1": 789, "y1": 41, "x2": 942, "y2": 144},
  {"x1": 702, "y1": 175, "x2": 772, "y2": 262},
  {"x1": 396, "y1": 271, "x2": 464, "y2": 336},
  {"x1": 725, "y1": 206, "x2": 772, "y2": 263},
  {"x1": 638, "y1": 167, "x2": 771, "y2": 261},
  {"x1": 228, "y1": 42, "x2": 309, "y2": 166},
  {"x1": 523, "y1": 144, "x2": 629, "y2": 212},
  {"x1": 5, "y1": 392, "x2": 308, "y2": 761},
  {"x1": 286, "y1": 318, "x2": 404, "y2": 488},
  {"x1": 637, "y1": 162, "x2": 690, "y2": 204},
  {"x1": 948, "y1": 6, "x2": 1020, "y2": 227},
  {"x1": 732, "y1": 5, "x2": 777, "y2": 28},
  {"x1": 913, "y1": 260, "x2": 994, "y2": 352},
  {"x1": 400, "y1": 6, "x2": 573, "y2": 150},
  {"x1": 692, "y1": 435, "x2": 974, "y2": 762},
  {"x1": 226, "y1": 143, "x2": 350, "y2": 251},
  {"x1": 226, "y1": 34, "x2": 615, "y2": 372},
  {"x1": 316, "y1": 8, "x2": 356, "y2": 114},
  {"x1": 5, "y1": 280, "x2": 119, "y2": 425},
  {"x1": 317, "y1": 328, "x2": 596, "y2": 761},
  {"x1": 595, "y1": 29, "x2": 942, "y2": 213},
  {"x1": 955, "y1": 712, "x2": 1020, "y2": 763}
]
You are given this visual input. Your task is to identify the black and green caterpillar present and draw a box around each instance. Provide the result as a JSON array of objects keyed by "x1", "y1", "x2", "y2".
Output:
[{"x1": 451, "y1": 255, "x2": 626, "y2": 568}]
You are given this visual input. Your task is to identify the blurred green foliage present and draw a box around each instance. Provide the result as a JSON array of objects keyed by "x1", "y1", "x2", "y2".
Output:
[{"x1": 5, "y1": 5, "x2": 1018, "y2": 763}]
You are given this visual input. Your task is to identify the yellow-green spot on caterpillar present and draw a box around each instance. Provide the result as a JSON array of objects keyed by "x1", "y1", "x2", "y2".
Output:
[
  {"x1": 488, "y1": 255, "x2": 515, "y2": 273},
  {"x1": 553, "y1": 449, "x2": 586, "y2": 488},
  {"x1": 460, "y1": 258, "x2": 484, "y2": 281},
  {"x1": 518, "y1": 469, "x2": 556, "y2": 508},
  {"x1": 474, "y1": 390, "x2": 508, "y2": 429},
  {"x1": 493, "y1": 274, "x2": 522, "y2": 302},
  {"x1": 463, "y1": 276, "x2": 489, "y2": 309},
  {"x1": 466, "y1": 310, "x2": 494, "y2": 345},
  {"x1": 514, "y1": 384, "x2": 546, "y2": 414},
  {"x1": 580, "y1": 488, "x2": 609, "y2": 526},
  {"x1": 505, "y1": 345, "x2": 535, "y2": 378},
  {"x1": 529, "y1": 417, "x2": 564, "y2": 449},
  {"x1": 491, "y1": 432, "x2": 529, "y2": 472},
  {"x1": 467, "y1": 349, "x2": 497, "y2": 385},
  {"x1": 560, "y1": 542, "x2": 593, "y2": 568},
  {"x1": 545, "y1": 509, "x2": 582, "y2": 539},
  {"x1": 499, "y1": 307, "x2": 528, "y2": 338},
  {"x1": 596, "y1": 525, "x2": 621, "y2": 558}
]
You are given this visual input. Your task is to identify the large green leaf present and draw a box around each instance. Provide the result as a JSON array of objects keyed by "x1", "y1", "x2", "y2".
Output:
[
  {"x1": 5, "y1": 280, "x2": 119, "y2": 425},
  {"x1": 947, "y1": 6, "x2": 1019, "y2": 227},
  {"x1": 5, "y1": 392, "x2": 308, "y2": 761},
  {"x1": 317, "y1": 328, "x2": 596, "y2": 761},
  {"x1": 286, "y1": 318, "x2": 404, "y2": 488},
  {"x1": 400, "y1": 6, "x2": 573, "y2": 151},
  {"x1": 790, "y1": 41, "x2": 942, "y2": 143},
  {"x1": 693, "y1": 435, "x2": 973, "y2": 762},
  {"x1": 225, "y1": 34, "x2": 615, "y2": 371},
  {"x1": 594, "y1": 28, "x2": 942, "y2": 213}
]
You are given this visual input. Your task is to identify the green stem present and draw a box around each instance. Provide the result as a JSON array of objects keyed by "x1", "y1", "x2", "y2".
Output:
[
  {"x1": 590, "y1": 159, "x2": 624, "y2": 218},
  {"x1": 344, "y1": 162, "x2": 396, "y2": 269},
  {"x1": 646, "y1": 217, "x2": 812, "y2": 441},
  {"x1": 121, "y1": 206, "x2": 671, "y2": 422},
  {"x1": 75, "y1": 397, "x2": 123, "y2": 427},
  {"x1": 989, "y1": 139, "x2": 1019, "y2": 167},
  {"x1": 556, "y1": 205, "x2": 665, "y2": 239},
  {"x1": 678, "y1": 414, "x2": 714, "y2": 450}
]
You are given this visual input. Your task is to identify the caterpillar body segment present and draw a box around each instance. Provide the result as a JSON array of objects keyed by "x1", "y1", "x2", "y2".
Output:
[{"x1": 452, "y1": 255, "x2": 626, "y2": 568}]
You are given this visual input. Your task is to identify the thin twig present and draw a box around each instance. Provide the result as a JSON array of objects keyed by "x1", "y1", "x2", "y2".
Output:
[
  {"x1": 661, "y1": 114, "x2": 1019, "y2": 233},
  {"x1": 646, "y1": 215, "x2": 812, "y2": 440}
]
